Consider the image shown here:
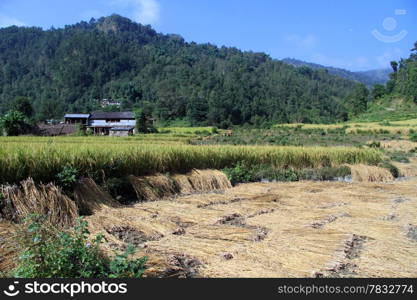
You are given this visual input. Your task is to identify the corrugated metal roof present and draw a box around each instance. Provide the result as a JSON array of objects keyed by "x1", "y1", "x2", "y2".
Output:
[
  {"x1": 64, "y1": 114, "x2": 90, "y2": 118},
  {"x1": 90, "y1": 112, "x2": 135, "y2": 120},
  {"x1": 110, "y1": 127, "x2": 135, "y2": 131}
]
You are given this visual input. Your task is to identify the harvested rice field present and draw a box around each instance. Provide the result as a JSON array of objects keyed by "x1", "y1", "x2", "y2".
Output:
[
  {"x1": 79, "y1": 175, "x2": 417, "y2": 278},
  {"x1": 0, "y1": 135, "x2": 416, "y2": 278}
]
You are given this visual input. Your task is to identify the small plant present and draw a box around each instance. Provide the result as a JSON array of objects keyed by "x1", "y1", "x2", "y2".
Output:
[
  {"x1": 12, "y1": 215, "x2": 147, "y2": 278},
  {"x1": 56, "y1": 165, "x2": 79, "y2": 191},
  {"x1": 108, "y1": 244, "x2": 146, "y2": 278},
  {"x1": 223, "y1": 162, "x2": 256, "y2": 185}
]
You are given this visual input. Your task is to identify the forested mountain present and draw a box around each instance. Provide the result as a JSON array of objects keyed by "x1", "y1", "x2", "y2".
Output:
[
  {"x1": 282, "y1": 58, "x2": 391, "y2": 87},
  {"x1": 0, "y1": 15, "x2": 359, "y2": 126},
  {"x1": 386, "y1": 43, "x2": 417, "y2": 102}
]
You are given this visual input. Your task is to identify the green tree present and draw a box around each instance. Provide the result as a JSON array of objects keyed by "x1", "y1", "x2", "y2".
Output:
[
  {"x1": 391, "y1": 61, "x2": 398, "y2": 73},
  {"x1": 135, "y1": 108, "x2": 157, "y2": 134},
  {"x1": 11, "y1": 96, "x2": 34, "y2": 118},
  {"x1": 347, "y1": 83, "x2": 369, "y2": 116},
  {"x1": 187, "y1": 97, "x2": 208, "y2": 126},
  {"x1": 372, "y1": 84, "x2": 386, "y2": 100},
  {"x1": 0, "y1": 110, "x2": 27, "y2": 136}
]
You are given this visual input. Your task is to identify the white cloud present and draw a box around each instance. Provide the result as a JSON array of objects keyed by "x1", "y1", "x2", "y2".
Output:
[
  {"x1": 111, "y1": 0, "x2": 160, "y2": 25},
  {"x1": 285, "y1": 34, "x2": 317, "y2": 49},
  {"x1": 0, "y1": 14, "x2": 26, "y2": 28},
  {"x1": 375, "y1": 48, "x2": 403, "y2": 68}
]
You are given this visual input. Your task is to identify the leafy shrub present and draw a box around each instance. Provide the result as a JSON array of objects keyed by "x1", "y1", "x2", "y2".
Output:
[
  {"x1": 223, "y1": 162, "x2": 256, "y2": 185},
  {"x1": 0, "y1": 110, "x2": 29, "y2": 136},
  {"x1": 12, "y1": 215, "x2": 147, "y2": 278},
  {"x1": 56, "y1": 165, "x2": 79, "y2": 191}
]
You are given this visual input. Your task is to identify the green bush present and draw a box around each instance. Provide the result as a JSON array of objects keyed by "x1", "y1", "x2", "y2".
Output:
[
  {"x1": 0, "y1": 110, "x2": 29, "y2": 136},
  {"x1": 223, "y1": 162, "x2": 256, "y2": 185},
  {"x1": 56, "y1": 165, "x2": 79, "y2": 191},
  {"x1": 12, "y1": 215, "x2": 147, "y2": 278}
]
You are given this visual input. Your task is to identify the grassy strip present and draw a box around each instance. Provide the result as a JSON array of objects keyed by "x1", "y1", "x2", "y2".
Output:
[{"x1": 0, "y1": 137, "x2": 383, "y2": 184}]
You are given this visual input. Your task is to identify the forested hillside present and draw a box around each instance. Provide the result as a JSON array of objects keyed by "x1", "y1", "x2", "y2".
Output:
[
  {"x1": 387, "y1": 42, "x2": 417, "y2": 102},
  {"x1": 0, "y1": 15, "x2": 359, "y2": 126},
  {"x1": 282, "y1": 58, "x2": 391, "y2": 87},
  {"x1": 352, "y1": 42, "x2": 417, "y2": 122}
]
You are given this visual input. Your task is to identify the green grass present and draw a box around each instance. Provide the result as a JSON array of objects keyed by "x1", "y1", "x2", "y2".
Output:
[{"x1": 351, "y1": 95, "x2": 417, "y2": 123}]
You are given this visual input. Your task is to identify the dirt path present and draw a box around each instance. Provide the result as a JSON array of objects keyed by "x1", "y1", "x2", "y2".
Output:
[{"x1": 86, "y1": 177, "x2": 417, "y2": 278}]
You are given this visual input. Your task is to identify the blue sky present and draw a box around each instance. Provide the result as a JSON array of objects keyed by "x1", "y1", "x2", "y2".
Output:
[{"x1": 0, "y1": 0, "x2": 416, "y2": 71}]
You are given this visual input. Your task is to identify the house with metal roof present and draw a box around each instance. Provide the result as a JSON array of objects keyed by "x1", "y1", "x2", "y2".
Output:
[
  {"x1": 64, "y1": 114, "x2": 90, "y2": 125},
  {"x1": 88, "y1": 112, "x2": 136, "y2": 136},
  {"x1": 61, "y1": 111, "x2": 137, "y2": 136}
]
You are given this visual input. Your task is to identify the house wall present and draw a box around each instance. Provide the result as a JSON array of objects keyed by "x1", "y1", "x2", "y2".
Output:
[
  {"x1": 65, "y1": 118, "x2": 88, "y2": 125},
  {"x1": 109, "y1": 130, "x2": 131, "y2": 137},
  {"x1": 89, "y1": 119, "x2": 136, "y2": 127}
]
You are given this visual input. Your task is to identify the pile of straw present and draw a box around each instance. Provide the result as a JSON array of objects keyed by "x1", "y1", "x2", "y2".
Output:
[
  {"x1": 1, "y1": 178, "x2": 78, "y2": 227},
  {"x1": 348, "y1": 164, "x2": 394, "y2": 182},
  {"x1": 74, "y1": 177, "x2": 120, "y2": 215},
  {"x1": 128, "y1": 170, "x2": 232, "y2": 202}
]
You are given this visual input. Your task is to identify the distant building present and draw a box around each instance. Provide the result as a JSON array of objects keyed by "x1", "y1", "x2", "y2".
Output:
[
  {"x1": 64, "y1": 114, "x2": 90, "y2": 125},
  {"x1": 100, "y1": 99, "x2": 121, "y2": 108},
  {"x1": 88, "y1": 111, "x2": 136, "y2": 136},
  {"x1": 56, "y1": 111, "x2": 139, "y2": 136}
]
